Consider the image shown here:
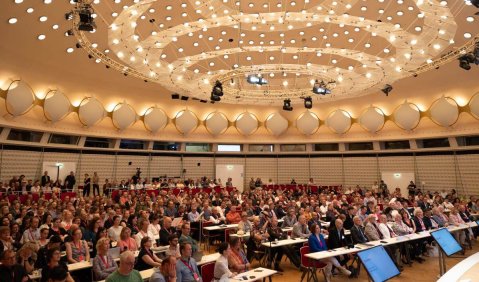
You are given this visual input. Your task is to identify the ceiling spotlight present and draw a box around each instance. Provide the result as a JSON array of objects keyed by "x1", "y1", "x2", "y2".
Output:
[
  {"x1": 247, "y1": 74, "x2": 268, "y2": 85},
  {"x1": 381, "y1": 84, "x2": 393, "y2": 96},
  {"x1": 471, "y1": 0, "x2": 479, "y2": 8},
  {"x1": 75, "y1": 42, "x2": 82, "y2": 48},
  {"x1": 211, "y1": 80, "x2": 223, "y2": 102},
  {"x1": 181, "y1": 96, "x2": 189, "y2": 101},
  {"x1": 78, "y1": 4, "x2": 96, "y2": 31},
  {"x1": 66, "y1": 29, "x2": 74, "y2": 36},
  {"x1": 171, "y1": 93, "x2": 180, "y2": 99},
  {"x1": 65, "y1": 12, "x2": 74, "y2": 21},
  {"x1": 312, "y1": 80, "x2": 331, "y2": 95},
  {"x1": 212, "y1": 80, "x2": 223, "y2": 96},
  {"x1": 458, "y1": 53, "x2": 476, "y2": 70},
  {"x1": 283, "y1": 99, "x2": 293, "y2": 111},
  {"x1": 304, "y1": 97, "x2": 312, "y2": 109}
]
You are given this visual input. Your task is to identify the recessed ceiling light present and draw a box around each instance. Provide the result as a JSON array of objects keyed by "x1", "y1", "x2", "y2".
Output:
[
  {"x1": 466, "y1": 16, "x2": 474, "y2": 22},
  {"x1": 8, "y1": 18, "x2": 18, "y2": 24},
  {"x1": 39, "y1": 16, "x2": 47, "y2": 22},
  {"x1": 26, "y1": 7, "x2": 34, "y2": 13},
  {"x1": 15, "y1": 0, "x2": 23, "y2": 3},
  {"x1": 38, "y1": 34, "x2": 46, "y2": 40},
  {"x1": 44, "y1": 0, "x2": 52, "y2": 4},
  {"x1": 464, "y1": 32, "x2": 472, "y2": 39},
  {"x1": 66, "y1": 47, "x2": 74, "y2": 53},
  {"x1": 52, "y1": 24, "x2": 59, "y2": 29}
]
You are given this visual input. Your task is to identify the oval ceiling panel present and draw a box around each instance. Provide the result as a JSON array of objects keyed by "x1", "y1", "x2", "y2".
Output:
[
  {"x1": 325, "y1": 109, "x2": 352, "y2": 134},
  {"x1": 5, "y1": 80, "x2": 35, "y2": 116},
  {"x1": 394, "y1": 102, "x2": 421, "y2": 130},
  {"x1": 296, "y1": 111, "x2": 320, "y2": 135},
  {"x1": 235, "y1": 112, "x2": 258, "y2": 135},
  {"x1": 265, "y1": 112, "x2": 289, "y2": 136},
  {"x1": 468, "y1": 93, "x2": 479, "y2": 120},
  {"x1": 78, "y1": 97, "x2": 105, "y2": 126},
  {"x1": 205, "y1": 112, "x2": 229, "y2": 135},
  {"x1": 359, "y1": 106, "x2": 385, "y2": 133},
  {"x1": 43, "y1": 90, "x2": 71, "y2": 122},
  {"x1": 430, "y1": 97, "x2": 459, "y2": 127},
  {"x1": 143, "y1": 107, "x2": 168, "y2": 132},
  {"x1": 112, "y1": 103, "x2": 136, "y2": 130},
  {"x1": 175, "y1": 109, "x2": 198, "y2": 134}
]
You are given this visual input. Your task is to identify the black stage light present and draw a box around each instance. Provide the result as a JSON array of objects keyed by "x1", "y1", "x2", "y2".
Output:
[
  {"x1": 312, "y1": 80, "x2": 331, "y2": 95},
  {"x1": 304, "y1": 97, "x2": 312, "y2": 109},
  {"x1": 381, "y1": 84, "x2": 393, "y2": 96},
  {"x1": 171, "y1": 94, "x2": 180, "y2": 99},
  {"x1": 471, "y1": 0, "x2": 479, "y2": 8},
  {"x1": 181, "y1": 96, "x2": 189, "y2": 101},
  {"x1": 65, "y1": 12, "x2": 74, "y2": 21},
  {"x1": 458, "y1": 53, "x2": 475, "y2": 70},
  {"x1": 212, "y1": 80, "x2": 223, "y2": 96},
  {"x1": 78, "y1": 5, "x2": 96, "y2": 31},
  {"x1": 283, "y1": 99, "x2": 293, "y2": 111}
]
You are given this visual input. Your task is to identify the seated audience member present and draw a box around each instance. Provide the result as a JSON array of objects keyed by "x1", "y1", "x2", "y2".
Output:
[
  {"x1": 148, "y1": 214, "x2": 162, "y2": 244},
  {"x1": 228, "y1": 237, "x2": 250, "y2": 273},
  {"x1": 308, "y1": 224, "x2": 351, "y2": 282},
  {"x1": 364, "y1": 214, "x2": 382, "y2": 241},
  {"x1": 281, "y1": 208, "x2": 297, "y2": 228},
  {"x1": 237, "y1": 212, "x2": 253, "y2": 233},
  {"x1": 108, "y1": 216, "x2": 123, "y2": 243},
  {"x1": 292, "y1": 215, "x2": 311, "y2": 239},
  {"x1": 149, "y1": 256, "x2": 177, "y2": 282},
  {"x1": 48, "y1": 265, "x2": 71, "y2": 282},
  {"x1": 165, "y1": 234, "x2": 180, "y2": 258},
  {"x1": 16, "y1": 241, "x2": 38, "y2": 274},
  {"x1": 65, "y1": 227, "x2": 90, "y2": 263},
  {"x1": 176, "y1": 243, "x2": 202, "y2": 282},
  {"x1": 0, "y1": 226, "x2": 13, "y2": 251},
  {"x1": 49, "y1": 218, "x2": 67, "y2": 240},
  {"x1": 350, "y1": 216, "x2": 368, "y2": 244},
  {"x1": 0, "y1": 249, "x2": 29, "y2": 282},
  {"x1": 92, "y1": 238, "x2": 118, "y2": 281},
  {"x1": 213, "y1": 243, "x2": 236, "y2": 281},
  {"x1": 106, "y1": 251, "x2": 143, "y2": 282},
  {"x1": 431, "y1": 207, "x2": 449, "y2": 227},
  {"x1": 159, "y1": 217, "x2": 174, "y2": 246},
  {"x1": 226, "y1": 206, "x2": 242, "y2": 224},
  {"x1": 35, "y1": 235, "x2": 62, "y2": 269},
  {"x1": 247, "y1": 217, "x2": 268, "y2": 261},
  {"x1": 178, "y1": 223, "x2": 199, "y2": 254},
  {"x1": 266, "y1": 217, "x2": 301, "y2": 271},
  {"x1": 117, "y1": 227, "x2": 137, "y2": 253},
  {"x1": 21, "y1": 216, "x2": 40, "y2": 244},
  {"x1": 135, "y1": 237, "x2": 162, "y2": 271},
  {"x1": 41, "y1": 248, "x2": 74, "y2": 282},
  {"x1": 135, "y1": 218, "x2": 155, "y2": 249}
]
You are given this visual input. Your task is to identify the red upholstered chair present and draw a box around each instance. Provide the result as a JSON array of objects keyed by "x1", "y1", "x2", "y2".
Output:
[
  {"x1": 200, "y1": 261, "x2": 215, "y2": 282},
  {"x1": 300, "y1": 246, "x2": 327, "y2": 282}
]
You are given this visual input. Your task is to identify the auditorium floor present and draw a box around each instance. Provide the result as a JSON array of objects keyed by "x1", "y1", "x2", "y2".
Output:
[{"x1": 245, "y1": 242, "x2": 479, "y2": 282}]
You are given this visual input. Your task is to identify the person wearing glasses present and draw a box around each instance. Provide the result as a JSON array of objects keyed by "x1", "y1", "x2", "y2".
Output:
[
  {"x1": 40, "y1": 248, "x2": 74, "y2": 282},
  {"x1": 106, "y1": 251, "x2": 143, "y2": 282},
  {"x1": 0, "y1": 249, "x2": 29, "y2": 282}
]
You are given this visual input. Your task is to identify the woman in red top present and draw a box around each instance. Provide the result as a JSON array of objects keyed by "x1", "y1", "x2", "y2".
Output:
[{"x1": 118, "y1": 227, "x2": 137, "y2": 253}]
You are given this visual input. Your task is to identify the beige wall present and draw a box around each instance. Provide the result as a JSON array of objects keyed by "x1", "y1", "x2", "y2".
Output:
[{"x1": 0, "y1": 148, "x2": 477, "y2": 196}]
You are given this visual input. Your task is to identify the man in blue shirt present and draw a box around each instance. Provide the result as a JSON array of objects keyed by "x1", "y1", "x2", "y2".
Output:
[{"x1": 176, "y1": 243, "x2": 202, "y2": 282}]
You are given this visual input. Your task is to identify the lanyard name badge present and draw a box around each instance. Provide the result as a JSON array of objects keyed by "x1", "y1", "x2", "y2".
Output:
[{"x1": 181, "y1": 259, "x2": 200, "y2": 281}]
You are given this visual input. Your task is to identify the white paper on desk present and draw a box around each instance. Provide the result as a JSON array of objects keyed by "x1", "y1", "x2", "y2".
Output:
[{"x1": 396, "y1": 236, "x2": 407, "y2": 242}]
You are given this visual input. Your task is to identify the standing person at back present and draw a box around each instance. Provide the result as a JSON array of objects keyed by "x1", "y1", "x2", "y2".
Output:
[
  {"x1": 64, "y1": 171, "x2": 76, "y2": 191},
  {"x1": 106, "y1": 251, "x2": 142, "y2": 282}
]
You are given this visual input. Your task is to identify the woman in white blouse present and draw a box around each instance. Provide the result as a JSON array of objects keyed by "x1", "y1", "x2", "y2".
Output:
[
  {"x1": 148, "y1": 214, "x2": 161, "y2": 243},
  {"x1": 213, "y1": 243, "x2": 236, "y2": 282}
]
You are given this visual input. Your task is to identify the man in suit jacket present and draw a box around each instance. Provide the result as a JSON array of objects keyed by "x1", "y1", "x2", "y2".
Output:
[
  {"x1": 364, "y1": 214, "x2": 382, "y2": 241},
  {"x1": 343, "y1": 207, "x2": 355, "y2": 230},
  {"x1": 328, "y1": 219, "x2": 350, "y2": 265},
  {"x1": 41, "y1": 171, "x2": 50, "y2": 187},
  {"x1": 350, "y1": 216, "x2": 368, "y2": 244}
]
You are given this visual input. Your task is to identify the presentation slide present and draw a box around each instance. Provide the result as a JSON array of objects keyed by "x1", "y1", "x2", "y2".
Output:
[
  {"x1": 430, "y1": 228, "x2": 462, "y2": 256},
  {"x1": 357, "y1": 246, "x2": 400, "y2": 282}
]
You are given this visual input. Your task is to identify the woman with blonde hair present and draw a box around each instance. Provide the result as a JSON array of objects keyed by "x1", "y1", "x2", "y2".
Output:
[
  {"x1": 117, "y1": 227, "x2": 138, "y2": 253},
  {"x1": 92, "y1": 237, "x2": 118, "y2": 281},
  {"x1": 17, "y1": 241, "x2": 39, "y2": 274}
]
